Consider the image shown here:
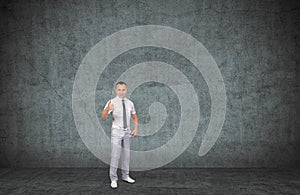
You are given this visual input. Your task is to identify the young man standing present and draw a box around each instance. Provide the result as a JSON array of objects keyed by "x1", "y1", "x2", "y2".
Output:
[{"x1": 102, "y1": 81, "x2": 138, "y2": 189}]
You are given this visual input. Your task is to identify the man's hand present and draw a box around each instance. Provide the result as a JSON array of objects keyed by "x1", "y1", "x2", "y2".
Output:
[
  {"x1": 102, "y1": 99, "x2": 114, "y2": 119},
  {"x1": 132, "y1": 129, "x2": 138, "y2": 137},
  {"x1": 108, "y1": 100, "x2": 114, "y2": 110}
]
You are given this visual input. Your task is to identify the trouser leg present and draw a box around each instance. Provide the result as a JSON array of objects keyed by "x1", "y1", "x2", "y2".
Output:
[
  {"x1": 109, "y1": 129, "x2": 123, "y2": 181},
  {"x1": 121, "y1": 132, "x2": 131, "y2": 179}
]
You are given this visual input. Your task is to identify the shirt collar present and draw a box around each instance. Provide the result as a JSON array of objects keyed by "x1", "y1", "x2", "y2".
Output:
[{"x1": 116, "y1": 96, "x2": 126, "y2": 101}]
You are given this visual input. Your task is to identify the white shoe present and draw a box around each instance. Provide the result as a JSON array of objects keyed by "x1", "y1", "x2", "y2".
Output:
[
  {"x1": 122, "y1": 176, "x2": 135, "y2": 183},
  {"x1": 110, "y1": 180, "x2": 117, "y2": 189}
]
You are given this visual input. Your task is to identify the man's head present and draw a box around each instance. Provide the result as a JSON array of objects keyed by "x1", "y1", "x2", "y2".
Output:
[{"x1": 115, "y1": 81, "x2": 127, "y2": 99}]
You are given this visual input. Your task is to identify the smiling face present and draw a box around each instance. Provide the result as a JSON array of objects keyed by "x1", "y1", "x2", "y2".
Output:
[{"x1": 115, "y1": 83, "x2": 127, "y2": 99}]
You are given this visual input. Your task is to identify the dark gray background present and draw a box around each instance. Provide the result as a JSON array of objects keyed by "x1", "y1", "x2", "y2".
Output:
[{"x1": 0, "y1": 0, "x2": 299, "y2": 168}]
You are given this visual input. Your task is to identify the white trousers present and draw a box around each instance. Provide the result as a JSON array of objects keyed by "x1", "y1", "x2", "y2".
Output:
[{"x1": 109, "y1": 127, "x2": 132, "y2": 181}]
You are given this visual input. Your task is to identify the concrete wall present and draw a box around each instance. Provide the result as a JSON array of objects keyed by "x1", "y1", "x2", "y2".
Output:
[{"x1": 0, "y1": 0, "x2": 299, "y2": 168}]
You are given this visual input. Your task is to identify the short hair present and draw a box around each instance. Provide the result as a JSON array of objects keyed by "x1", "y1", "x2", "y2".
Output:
[{"x1": 115, "y1": 81, "x2": 127, "y2": 87}]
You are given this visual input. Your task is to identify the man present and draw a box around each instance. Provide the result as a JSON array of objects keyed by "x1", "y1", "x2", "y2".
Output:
[{"x1": 102, "y1": 81, "x2": 138, "y2": 189}]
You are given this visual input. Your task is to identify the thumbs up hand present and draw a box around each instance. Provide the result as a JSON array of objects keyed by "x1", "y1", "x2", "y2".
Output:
[{"x1": 108, "y1": 100, "x2": 114, "y2": 110}]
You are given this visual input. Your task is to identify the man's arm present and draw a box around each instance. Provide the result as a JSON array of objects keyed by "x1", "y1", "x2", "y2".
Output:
[{"x1": 131, "y1": 114, "x2": 138, "y2": 137}]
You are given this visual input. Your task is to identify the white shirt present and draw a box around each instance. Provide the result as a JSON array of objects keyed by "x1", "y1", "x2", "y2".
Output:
[{"x1": 104, "y1": 96, "x2": 136, "y2": 129}]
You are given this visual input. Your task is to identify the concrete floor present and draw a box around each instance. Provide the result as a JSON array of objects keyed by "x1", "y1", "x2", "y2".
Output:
[{"x1": 0, "y1": 168, "x2": 299, "y2": 194}]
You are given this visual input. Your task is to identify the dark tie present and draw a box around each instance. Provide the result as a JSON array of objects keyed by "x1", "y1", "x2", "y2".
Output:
[{"x1": 122, "y1": 99, "x2": 127, "y2": 128}]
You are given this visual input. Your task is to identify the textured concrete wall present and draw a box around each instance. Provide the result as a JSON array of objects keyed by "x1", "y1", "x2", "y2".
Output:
[{"x1": 0, "y1": 0, "x2": 299, "y2": 168}]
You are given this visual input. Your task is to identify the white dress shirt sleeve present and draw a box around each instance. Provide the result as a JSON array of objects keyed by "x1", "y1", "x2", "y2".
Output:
[{"x1": 130, "y1": 101, "x2": 136, "y2": 114}]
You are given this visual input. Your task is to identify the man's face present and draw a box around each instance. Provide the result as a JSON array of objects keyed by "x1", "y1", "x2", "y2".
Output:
[{"x1": 115, "y1": 84, "x2": 127, "y2": 98}]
